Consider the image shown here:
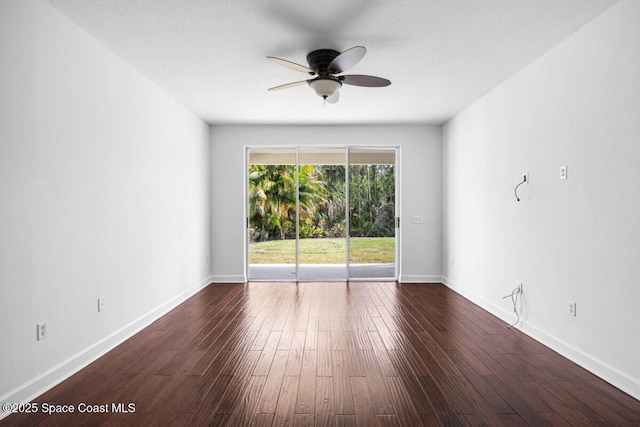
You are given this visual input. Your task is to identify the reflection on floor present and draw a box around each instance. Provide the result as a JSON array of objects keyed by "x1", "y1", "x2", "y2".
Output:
[{"x1": 249, "y1": 263, "x2": 395, "y2": 281}]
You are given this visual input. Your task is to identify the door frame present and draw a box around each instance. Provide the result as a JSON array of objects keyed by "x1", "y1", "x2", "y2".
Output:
[{"x1": 245, "y1": 145, "x2": 400, "y2": 282}]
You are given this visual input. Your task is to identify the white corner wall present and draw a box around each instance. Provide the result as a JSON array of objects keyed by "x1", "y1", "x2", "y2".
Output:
[
  {"x1": 210, "y1": 125, "x2": 442, "y2": 283},
  {"x1": 443, "y1": 0, "x2": 640, "y2": 398},
  {"x1": 0, "y1": 0, "x2": 211, "y2": 409}
]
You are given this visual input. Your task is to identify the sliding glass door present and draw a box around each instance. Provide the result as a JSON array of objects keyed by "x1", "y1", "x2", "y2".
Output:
[
  {"x1": 297, "y1": 148, "x2": 347, "y2": 280},
  {"x1": 247, "y1": 148, "x2": 297, "y2": 281},
  {"x1": 348, "y1": 148, "x2": 396, "y2": 279},
  {"x1": 246, "y1": 146, "x2": 397, "y2": 281}
]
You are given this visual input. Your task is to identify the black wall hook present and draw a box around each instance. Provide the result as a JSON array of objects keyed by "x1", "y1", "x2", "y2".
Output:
[{"x1": 514, "y1": 175, "x2": 527, "y2": 201}]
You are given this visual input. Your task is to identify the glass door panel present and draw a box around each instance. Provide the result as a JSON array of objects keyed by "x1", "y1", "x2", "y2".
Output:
[
  {"x1": 348, "y1": 148, "x2": 396, "y2": 279},
  {"x1": 247, "y1": 146, "x2": 397, "y2": 281},
  {"x1": 247, "y1": 147, "x2": 297, "y2": 280},
  {"x1": 297, "y1": 148, "x2": 347, "y2": 280}
]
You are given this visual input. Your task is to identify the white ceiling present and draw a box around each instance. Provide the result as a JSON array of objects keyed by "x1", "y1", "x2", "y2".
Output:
[{"x1": 48, "y1": 0, "x2": 617, "y2": 125}]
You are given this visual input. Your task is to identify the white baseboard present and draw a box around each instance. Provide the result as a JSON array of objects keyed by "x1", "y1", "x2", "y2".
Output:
[
  {"x1": 398, "y1": 274, "x2": 442, "y2": 283},
  {"x1": 211, "y1": 274, "x2": 246, "y2": 283},
  {"x1": 0, "y1": 275, "x2": 214, "y2": 420},
  {"x1": 441, "y1": 275, "x2": 640, "y2": 401},
  {"x1": 214, "y1": 274, "x2": 444, "y2": 284}
]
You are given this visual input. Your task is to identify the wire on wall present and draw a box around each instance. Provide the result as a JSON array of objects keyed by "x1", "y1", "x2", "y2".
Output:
[
  {"x1": 514, "y1": 175, "x2": 527, "y2": 201},
  {"x1": 502, "y1": 285, "x2": 522, "y2": 328}
]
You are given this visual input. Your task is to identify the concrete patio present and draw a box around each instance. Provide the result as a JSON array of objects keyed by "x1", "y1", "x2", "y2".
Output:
[{"x1": 248, "y1": 263, "x2": 396, "y2": 281}]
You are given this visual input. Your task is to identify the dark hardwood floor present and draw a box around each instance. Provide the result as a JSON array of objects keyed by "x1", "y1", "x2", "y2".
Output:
[{"x1": 3, "y1": 282, "x2": 640, "y2": 426}]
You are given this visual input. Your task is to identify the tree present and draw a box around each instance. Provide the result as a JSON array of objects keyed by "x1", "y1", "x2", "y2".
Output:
[
  {"x1": 348, "y1": 164, "x2": 395, "y2": 237},
  {"x1": 249, "y1": 165, "x2": 293, "y2": 241},
  {"x1": 314, "y1": 165, "x2": 346, "y2": 236},
  {"x1": 249, "y1": 164, "x2": 327, "y2": 241},
  {"x1": 249, "y1": 162, "x2": 394, "y2": 241}
]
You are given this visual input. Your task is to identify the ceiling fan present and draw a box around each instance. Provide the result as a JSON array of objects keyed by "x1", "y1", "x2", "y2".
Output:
[{"x1": 267, "y1": 46, "x2": 391, "y2": 104}]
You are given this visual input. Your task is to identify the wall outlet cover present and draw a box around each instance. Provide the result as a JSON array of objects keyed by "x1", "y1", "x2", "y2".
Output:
[
  {"x1": 568, "y1": 301, "x2": 577, "y2": 317},
  {"x1": 37, "y1": 321, "x2": 47, "y2": 341},
  {"x1": 560, "y1": 165, "x2": 568, "y2": 180}
]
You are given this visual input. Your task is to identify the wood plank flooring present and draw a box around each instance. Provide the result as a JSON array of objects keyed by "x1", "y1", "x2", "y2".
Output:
[{"x1": 3, "y1": 282, "x2": 640, "y2": 426}]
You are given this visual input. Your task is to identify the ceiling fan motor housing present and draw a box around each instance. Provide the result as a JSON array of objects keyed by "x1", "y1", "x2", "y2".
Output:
[
  {"x1": 306, "y1": 49, "x2": 343, "y2": 99},
  {"x1": 307, "y1": 49, "x2": 341, "y2": 75}
]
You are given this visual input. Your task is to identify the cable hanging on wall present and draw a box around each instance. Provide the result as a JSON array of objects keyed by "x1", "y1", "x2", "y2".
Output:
[
  {"x1": 514, "y1": 173, "x2": 527, "y2": 201},
  {"x1": 502, "y1": 284, "x2": 523, "y2": 328}
]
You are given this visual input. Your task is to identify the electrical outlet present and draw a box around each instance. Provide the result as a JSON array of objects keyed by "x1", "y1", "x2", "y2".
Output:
[
  {"x1": 37, "y1": 321, "x2": 47, "y2": 341},
  {"x1": 522, "y1": 173, "x2": 528, "y2": 183},
  {"x1": 568, "y1": 301, "x2": 577, "y2": 317},
  {"x1": 98, "y1": 298, "x2": 105, "y2": 312},
  {"x1": 411, "y1": 215, "x2": 423, "y2": 224},
  {"x1": 519, "y1": 283, "x2": 523, "y2": 295},
  {"x1": 560, "y1": 165, "x2": 568, "y2": 180}
]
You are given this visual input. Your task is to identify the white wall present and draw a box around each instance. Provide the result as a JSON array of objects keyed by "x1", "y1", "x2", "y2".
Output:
[
  {"x1": 210, "y1": 125, "x2": 442, "y2": 283},
  {"x1": 443, "y1": 0, "x2": 640, "y2": 399},
  {"x1": 0, "y1": 0, "x2": 211, "y2": 408}
]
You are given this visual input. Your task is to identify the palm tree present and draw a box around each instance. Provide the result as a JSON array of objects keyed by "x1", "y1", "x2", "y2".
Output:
[
  {"x1": 315, "y1": 165, "x2": 346, "y2": 232},
  {"x1": 296, "y1": 165, "x2": 327, "y2": 219},
  {"x1": 249, "y1": 164, "x2": 327, "y2": 241}
]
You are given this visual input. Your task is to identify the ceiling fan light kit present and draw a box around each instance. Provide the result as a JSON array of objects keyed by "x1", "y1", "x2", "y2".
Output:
[
  {"x1": 267, "y1": 46, "x2": 390, "y2": 104},
  {"x1": 309, "y1": 78, "x2": 342, "y2": 99}
]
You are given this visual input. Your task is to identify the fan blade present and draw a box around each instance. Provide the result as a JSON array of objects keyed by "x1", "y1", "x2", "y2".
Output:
[
  {"x1": 328, "y1": 46, "x2": 366, "y2": 74},
  {"x1": 341, "y1": 74, "x2": 391, "y2": 87},
  {"x1": 268, "y1": 80, "x2": 309, "y2": 91},
  {"x1": 267, "y1": 56, "x2": 316, "y2": 75},
  {"x1": 326, "y1": 91, "x2": 339, "y2": 104}
]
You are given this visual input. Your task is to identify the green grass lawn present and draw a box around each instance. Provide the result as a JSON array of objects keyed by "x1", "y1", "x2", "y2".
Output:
[{"x1": 249, "y1": 237, "x2": 395, "y2": 264}]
